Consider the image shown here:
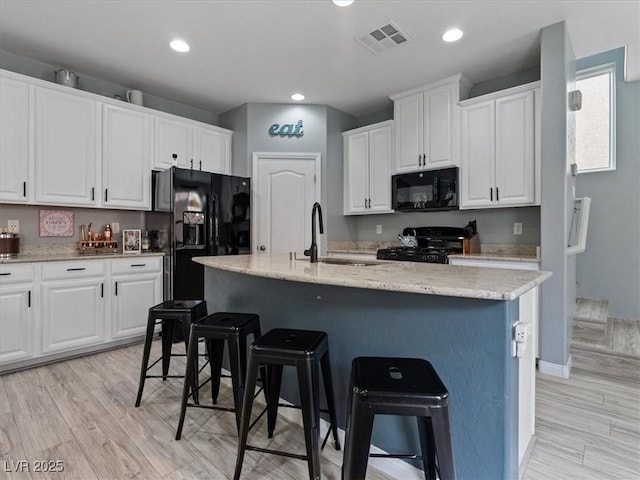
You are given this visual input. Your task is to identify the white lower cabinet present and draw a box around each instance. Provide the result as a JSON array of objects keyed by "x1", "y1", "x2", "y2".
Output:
[
  {"x1": 40, "y1": 260, "x2": 106, "y2": 354},
  {"x1": 0, "y1": 256, "x2": 163, "y2": 372},
  {"x1": 0, "y1": 264, "x2": 35, "y2": 364},
  {"x1": 111, "y1": 257, "x2": 163, "y2": 340}
]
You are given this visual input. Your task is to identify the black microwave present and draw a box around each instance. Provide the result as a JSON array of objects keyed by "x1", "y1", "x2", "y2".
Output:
[{"x1": 391, "y1": 167, "x2": 459, "y2": 212}]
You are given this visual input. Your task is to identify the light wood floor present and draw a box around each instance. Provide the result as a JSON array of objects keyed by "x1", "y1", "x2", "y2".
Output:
[{"x1": 1, "y1": 340, "x2": 639, "y2": 479}]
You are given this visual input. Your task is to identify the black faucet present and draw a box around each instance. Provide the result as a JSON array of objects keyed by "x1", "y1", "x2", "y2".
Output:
[{"x1": 304, "y1": 202, "x2": 324, "y2": 263}]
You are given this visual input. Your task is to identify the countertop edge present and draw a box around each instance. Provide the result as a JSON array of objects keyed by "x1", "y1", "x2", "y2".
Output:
[{"x1": 0, "y1": 252, "x2": 165, "y2": 264}]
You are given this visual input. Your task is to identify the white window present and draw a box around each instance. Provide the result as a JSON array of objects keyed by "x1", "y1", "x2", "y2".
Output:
[{"x1": 575, "y1": 63, "x2": 616, "y2": 173}]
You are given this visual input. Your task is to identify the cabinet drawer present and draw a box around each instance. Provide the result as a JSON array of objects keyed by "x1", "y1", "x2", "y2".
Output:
[
  {"x1": 111, "y1": 256, "x2": 162, "y2": 275},
  {"x1": 41, "y1": 259, "x2": 106, "y2": 280},
  {"x1": 0, "y1": 263, "x2": 35, "y2": 284}
]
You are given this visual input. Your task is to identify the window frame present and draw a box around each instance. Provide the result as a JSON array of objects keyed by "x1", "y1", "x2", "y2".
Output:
[{"x1": 575, "y1": 62, "x2": 616, "y2": 173}]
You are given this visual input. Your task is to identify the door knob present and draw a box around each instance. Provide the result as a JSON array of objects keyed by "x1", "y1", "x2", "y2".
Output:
[{"x1": 259, "y1": 245, "x2": 266, "y2": 251}]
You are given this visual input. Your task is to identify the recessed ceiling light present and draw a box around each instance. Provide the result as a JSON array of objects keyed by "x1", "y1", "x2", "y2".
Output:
[
  {"x1": 442, "y1": 28, "x2": 463, "y2": 43},
  {"x1": 291, "y1": 93, "x2": 305, "y2": 101},
  {"x1": 170, "y1": 39, "x2": 190, "y2": 53},
  {"x1": 332, "y1": 0, "x2": 354, "y2": 6}
]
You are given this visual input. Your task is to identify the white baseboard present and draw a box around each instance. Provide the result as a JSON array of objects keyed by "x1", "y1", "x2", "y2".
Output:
[
  {"x1": 538, "y1": 355, "x2": 572, "y2": 378},
  {"x1": 221, "y1": 368, "x2": 425, "y2": 479}
]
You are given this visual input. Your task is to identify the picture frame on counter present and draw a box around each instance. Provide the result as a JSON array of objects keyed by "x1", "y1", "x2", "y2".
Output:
[{"x1": 123, "y1": 229, "x2": 141, "y2": 254}]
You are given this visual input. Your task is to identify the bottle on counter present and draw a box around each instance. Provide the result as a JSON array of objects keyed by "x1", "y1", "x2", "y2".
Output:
[
  {"x1": 104, "y1": 224, "x2": 112, "y2": 241},
  {"x1": 142, "y1": 230, "x2": 150, "y2": 251}
]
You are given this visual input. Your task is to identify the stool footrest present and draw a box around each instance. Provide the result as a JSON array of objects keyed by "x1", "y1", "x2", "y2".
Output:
[
  {"x1": 246, "y1": 445, "x2": 307, "y2": 462},
  {"x1": 145, "y1": 375, "x2": 185, "y2": 379},
  {"x1": 186, "y1": 403, "x2": 235, "y2": 413},
  {"x1": 370, "y1": 453, "x2": 421, "y2": 460},
  {"x1": 276, "y1": 403, "x2": 331, "y2": 415}
]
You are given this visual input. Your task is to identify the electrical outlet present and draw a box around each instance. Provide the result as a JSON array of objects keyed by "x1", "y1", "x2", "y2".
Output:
[
  {"x1": 111, "y1": 222, "x2": 120, "y2": 234},
  {"x1": 376, "y1": 224, "x2": 382, "y2": 235},
  {"x1": 513, "y1": 222, "x2": 522, "y2": 235},
  {"x1": 7, "y1": 219, "x2": 19, "y2": 233}
]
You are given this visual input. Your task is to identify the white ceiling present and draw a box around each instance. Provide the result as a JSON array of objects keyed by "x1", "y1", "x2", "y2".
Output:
[{"x1": 0, "y1": 0, "x2": 638, "y2": 117}]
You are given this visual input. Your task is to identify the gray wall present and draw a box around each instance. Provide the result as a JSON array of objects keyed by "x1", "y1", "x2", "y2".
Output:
[
  {"x1": 539, "y1": 22, "x2": 576, "y2": 369},
  {"x1": 0, "y1": 204, "x2": 144, "y2": 246},
  {"x1": 0, "y1": 48, "x2": 218, "y2": 124},
  {"x1": 575, "y1": 48, "x2": 640, "y2": 320},
  {"x1": 468, "y1": 66, "x2": 541, "y2": 98},
  {"x1": 219, "y1": 103, "x2": 248, "y2": 177}
]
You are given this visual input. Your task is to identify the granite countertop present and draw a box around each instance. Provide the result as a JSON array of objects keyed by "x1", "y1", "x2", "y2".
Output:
[
  {"x1": 194, "y1": 254, "x2": 551, "y2": 301},
  {"x1": 1, "y1": 251, "x2": 164, "y2": 264},
  {"x1": 448, "y1": 253, "x2": 540, "y2": 263}
]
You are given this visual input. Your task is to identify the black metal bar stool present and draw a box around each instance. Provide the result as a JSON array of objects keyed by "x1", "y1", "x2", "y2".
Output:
[
  {"x1": 342, "y1": 356, "x2": 456, "y2": 480},
  {"x1": 175, "y1": 312, "x2": 267, "y2": 439},
  {"x1": 234, "y1": 328, "x2": 341, "y2": 480},
  {"x1": 134, "y1": 299, "x2": 208, "y2": 407}
]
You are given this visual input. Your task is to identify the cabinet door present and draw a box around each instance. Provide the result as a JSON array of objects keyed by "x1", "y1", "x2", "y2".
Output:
[
  {"x1": 495, "y1": 91, "x2": 535, "y2": 206},
  {"x1": 460, "y1": 101, "x2": 495, "y2": 208},
  {"x1": 368, "y1": 125, "x2": 393, "y2": 212},
  {"x1": 154, "y1": 116, "x2": 192, "y2": 170},
  {"x1": 0, "y1": 284, "x2": 34, "y2": 364},
  {"x1": 0, "y1": 76, "x2": 30, "y2": 203},
  {"x1": 424, "y1": 83, "x2": 456, "y2": 168},
  {"x1": 394, "y1": 93, "x2": 423, "y2": 173},
  {"x1": 34, "y1": 87, "x2": 98, "y2": 206},
  {"x1": 111, "y1": 274, "x2": 162, "y2": 340},
  {"x1": 102, "y1": 104, "x2": 152, "y2": 209},
  {"x1": 195, "y1": 127, "x2": 231, "y2": 174},
  {"x1": 343, "y1": 131, "x2": 369, "y2": 214},
  {"x1": 41, "y1": 279, "x2": 104, "y2": 354}
]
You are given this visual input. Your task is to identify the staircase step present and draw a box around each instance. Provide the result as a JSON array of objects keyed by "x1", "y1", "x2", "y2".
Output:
[
  {"x1": 573, "y1": 318, "x2": 607, "y2": 342},
  {"x1": 575, "y1": 297, "x2": 609, "y2": 324},
  {"x1": 571, "y1": 348, "x2": 640, "y2": 384}
]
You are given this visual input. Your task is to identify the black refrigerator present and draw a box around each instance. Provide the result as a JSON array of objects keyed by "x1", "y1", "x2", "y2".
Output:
[{"x1": 147, "y1": 167, "x2": 250, "y2": 301}]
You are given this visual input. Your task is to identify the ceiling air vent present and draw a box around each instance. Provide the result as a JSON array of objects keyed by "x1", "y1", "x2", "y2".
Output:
[{"x1": 356, "y1": 21, "x2": 411, "y2": 54}]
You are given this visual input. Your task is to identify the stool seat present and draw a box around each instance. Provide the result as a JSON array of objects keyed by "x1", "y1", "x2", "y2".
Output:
[
  {"x1": 234, "y1": 328, "x2": 341, "y2": 480},
  {"x1": 195, "y1": 312, "x2": 261, "y2": 333},
  {"x1": 343, "y1": 356, "x2": 456, "y2": 480},
  {"x1": 134, "y1": 300, "x2": 207, "y2": 408}
]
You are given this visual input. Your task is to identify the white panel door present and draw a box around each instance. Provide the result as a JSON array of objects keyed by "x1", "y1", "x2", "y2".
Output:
[
  {"x1": 425, "y1": 83, "x2": 455, "y2": 168},
  {"x1": 0, "y1": 76, "x2": 30, "y2": 203},
  {"x1": 254, "y1": 153, "x2": 319, "y2": 255},
  {"x1": 343, "y1": 131, "x2": 369, "y2": 214},
  {"x1": 154, "y1": 116, "x2": 192, "y2": 170},
  {"x1": 368, "y1": 124, "x2": 393, "y2": 212},
  {"x1": 195, "y1": 127, "x2": 231, "y2": 174},
  {"x1": 394, "y1": 93, "x2": 423, "y2": 173},
  {"x1": 495, "y1": 90, "x2": 535, "y2": 206},
  {"x1": 460, "y1": 101, "x2": 495, "y2": 208},
  {"x1": 102, "y1": 104, "x2": 152, "y2": 209},
  {"x1": 41, "y1": 280, "x2": 104, "y2": 354},
  {"x1": 34, "y1": 87, "x2": 98, "y2": 206},
  {"x1": 0, "y1": 285, "x2": 34, "y2": 364},
  {"x1": 111, "y1": 275, "x2": 162, "y2": 340}
]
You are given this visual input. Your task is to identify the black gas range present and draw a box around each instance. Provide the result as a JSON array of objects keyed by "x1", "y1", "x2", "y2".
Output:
[{"x1": 376, "y1": 222, "x2": 477, "y2": 264}]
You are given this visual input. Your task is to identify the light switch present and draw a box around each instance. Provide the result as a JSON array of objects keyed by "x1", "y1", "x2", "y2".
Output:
[
  {"x1": 7, "y1": 219, "x2": 19, "y2": 233},
  {"x1": 513, "y1": 223, "x2": 522, "y2": 235}
]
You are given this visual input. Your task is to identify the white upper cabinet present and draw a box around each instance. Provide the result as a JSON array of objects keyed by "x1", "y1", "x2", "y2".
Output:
[
  {"x1": 34, "y1": 86, "x2": 99, "y2": 207},
  {"x1": 102, "y1": 104, "x2": 152, "y2": 210},
  {"x1": 460, "y1": 82, "x2": 540, "y2": 209},
  {"x1": 391, "y1": 74, "x2": 470, "y2": 173},
  {"x1": 194, "y1": 125, "x2": 232, "y2": 174},
  {"x1": 0, "y1": 75, "x2": 31, "y2": 203},
  {"x1": 154, "y1": 115, "x2": 192, "y2": 170},
  {"x1": 343, "y1": 120, "x2": 393, "y2": 215}
]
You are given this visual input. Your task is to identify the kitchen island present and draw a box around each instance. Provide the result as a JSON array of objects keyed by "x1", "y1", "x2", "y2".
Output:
[{"x1": 195, "y1": 254, "x2": 551, "y2": 479}]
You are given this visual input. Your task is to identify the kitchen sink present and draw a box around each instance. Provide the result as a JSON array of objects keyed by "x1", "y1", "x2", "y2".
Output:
[{"x1": 318, "y1": 257, "x2": 382, "y2": 267}]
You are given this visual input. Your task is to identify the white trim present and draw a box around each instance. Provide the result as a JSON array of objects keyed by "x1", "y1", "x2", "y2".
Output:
[
  {"x1": 251, "y1": 152, "x2": 322, "y2": 255},
  {"x1": 538, "y1": 356, "x2": 572, "y2": 378}
]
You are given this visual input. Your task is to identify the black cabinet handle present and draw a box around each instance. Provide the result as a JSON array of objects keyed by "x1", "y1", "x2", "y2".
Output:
[
  {"x1": 496, "y1": 187, "x2": 499, "y2": 202},
  {"x1": 105, "y1": 189, "x2": 108, "y2": 202},
  {"x1": 199, "y1": 160, "x2": 202, "y2": 171},
  {"x1": 91, "y1": 187, "x2": 95, "y2": 201},
  {"x1": 190, "y1": 159, "x2": 194, "y2": 169},
  {"x1": 172, "y1": 153, "x2": 178, "y2": 163},
  {"x1": 0, "y1": 272, "x2": 10, "y2": 276},
  {"x1": 490, "y1": 188, "x2": 493, "y2": 202},
  {"x1": 418, "y1": 154, "x2": 422, "y2": 166},
  {"x1": 130, "y1": 264, "x2": 146, "y2": 267},
  {"x1": 101, "y1": 283, "x2": 104, "y2": 298},
  {"x1": 28, "y1": 290, "x2": 31, "y2": 307},
  {"x1": 115, "y1": 281, "x2": 118, "y2": 296},
  {"x1": 23, "y1": 181, "x2": 26, "y2": 197},
  {"x1": 368, "y1": 198, "x2": 371, "y2": 208},
  {"x1": 66, "y1": 267, "x2": 86, "y2": 271}
]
